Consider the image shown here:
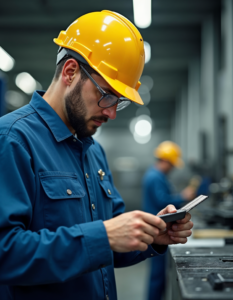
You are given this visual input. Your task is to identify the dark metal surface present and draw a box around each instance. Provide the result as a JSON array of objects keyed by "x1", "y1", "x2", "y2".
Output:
[
  {"x1": 177, "y1": 269, "x2": 233, "y2": 299},
  {"x1": 170, "y1": 246, "x2": 233, "y2": 257},
  {"x1": 166, "y1": 246, "x2": 233, "y2": 300}
]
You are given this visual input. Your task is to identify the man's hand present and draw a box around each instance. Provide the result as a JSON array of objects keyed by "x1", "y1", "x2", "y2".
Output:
[
  {"x1": 103, "y1": 211, "x2": 167, "y2": 253},
  {"x1": 181, "y1": 186, "x2": 196, "y2": 201},
  {"x1": 103, "y1": 206, "x2": 193, "y2": 253},
  {"x1": 155, "y1": 205, "x2": 193, "y2": 245}
]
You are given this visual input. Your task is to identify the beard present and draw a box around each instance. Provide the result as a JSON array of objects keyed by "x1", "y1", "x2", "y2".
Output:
[{"x1": 65, "y1": 80, "x2": 107, "y2": 138}]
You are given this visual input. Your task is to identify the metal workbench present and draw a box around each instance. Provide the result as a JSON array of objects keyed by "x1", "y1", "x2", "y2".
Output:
[{"x1": 165, "y1": 246, "x2": 233, "y2": 300}]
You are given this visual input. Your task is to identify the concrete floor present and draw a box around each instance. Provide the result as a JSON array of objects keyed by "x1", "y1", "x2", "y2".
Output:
[{"x1": 115, "y1": 260, "x2": 150, "y2": 300}]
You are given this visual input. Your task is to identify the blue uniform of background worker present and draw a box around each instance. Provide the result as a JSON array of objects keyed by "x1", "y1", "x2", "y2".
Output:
[{"x1": 143, "y1": 141, "x2": 195, "y2": 300}]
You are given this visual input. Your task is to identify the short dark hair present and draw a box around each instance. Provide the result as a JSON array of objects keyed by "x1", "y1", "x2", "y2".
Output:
[{"x1": 53, "y1": 57, "x2": 99, "y2": 81}]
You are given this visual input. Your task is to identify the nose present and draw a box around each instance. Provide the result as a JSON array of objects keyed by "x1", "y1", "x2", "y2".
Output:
[{"x1": 102, "y1": 104, "x2": 117, "y2": 120}]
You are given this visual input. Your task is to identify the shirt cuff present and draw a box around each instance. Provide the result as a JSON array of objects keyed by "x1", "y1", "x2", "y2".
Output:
[
  {"x1": 79, "y1": 220, "x2": 113, "y2": 272},
  {"x1": 151, "y1": 244, "x2": 167, "y2": 254},
  {"x1": 140, "y1": 244, "x2": 167, "y2": 260}
]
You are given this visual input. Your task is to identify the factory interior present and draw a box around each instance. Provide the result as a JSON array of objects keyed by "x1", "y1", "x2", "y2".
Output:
[{"x1": 1, "y1": 0, "x2": 233, "y2": 299}]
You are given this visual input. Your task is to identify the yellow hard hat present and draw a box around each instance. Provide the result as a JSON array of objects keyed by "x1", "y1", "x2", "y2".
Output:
[
  {"x1": 154, "y1": 141, "x2": 184, "y2": 168},
  {"x1": 53, "y1": 10, "x2": 145, "y2": 105}
]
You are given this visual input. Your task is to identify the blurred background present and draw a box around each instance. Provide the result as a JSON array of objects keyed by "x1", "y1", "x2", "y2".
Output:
[{"x1": 1, "y1": 0, "x2": 233, "y2": 299}]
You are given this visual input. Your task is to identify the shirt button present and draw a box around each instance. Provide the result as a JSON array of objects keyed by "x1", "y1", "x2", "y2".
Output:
[
  {"x1": 67, "y1": 189, "x2": 72, "y2": 195},
  {"x1": 86, "y1": 173, "x2": 89, "y2": 179},
  {"x1": 73, "y1": 139, "x2": 76, "y2": 142},
  {"x1": 108, "y1": 189, "x2": 111, "y2": 195},
  {"x1": 106, "y1": 295, "x2": 109, "y2": 300},
  {"x1": 92, "y1": 204, "x2": 95, "y2": 210},
  {"x1": 151, "y1": 254, "x2": 154, "y2": 257}
]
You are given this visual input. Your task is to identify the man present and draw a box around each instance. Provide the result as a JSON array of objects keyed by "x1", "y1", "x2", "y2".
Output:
[
  {"x1": 0, "y1": 11, "x2": 193, "y2": 300},
  {"x1": 143, "y1": 141, "x2": 196, "y2": 300}
]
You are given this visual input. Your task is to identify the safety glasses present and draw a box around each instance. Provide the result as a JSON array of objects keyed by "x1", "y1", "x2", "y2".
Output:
[{"x1": 80, "y1": 64, "x2": 131, "y2": 111}]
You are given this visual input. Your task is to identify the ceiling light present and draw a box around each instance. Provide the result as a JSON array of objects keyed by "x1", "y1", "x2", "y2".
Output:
[
  {"x1": 15, "y1": 72, "x2": 37, "y2": 94},
  {"x1": 0, "y1": 47, "x2": 15, "y2": 72},
  {"x1": 135, "y1": 119, "x2": 152, "y2": 137},
  {"x1": 144, "y1": 41, "x2": 151, "y2": 63},
  {"x1": 134, "y1": 132, "x2": 151, "y2": 144},
  {"x1": 130, "y1": 115, "x2": 152, "y2": 135},
  {"x1": 133, "y1": 0, "x2": 151, "y2": 28}
]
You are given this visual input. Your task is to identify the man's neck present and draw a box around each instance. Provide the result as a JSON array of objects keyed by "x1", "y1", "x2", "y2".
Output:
[{"x1": 43, "y1": 81, "x2": 75, "y2": 135}]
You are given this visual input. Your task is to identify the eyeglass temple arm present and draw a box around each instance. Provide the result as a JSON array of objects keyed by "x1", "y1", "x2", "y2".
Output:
[{"x1": 80, "y1": 64, "x2": 130, "y2": 102}]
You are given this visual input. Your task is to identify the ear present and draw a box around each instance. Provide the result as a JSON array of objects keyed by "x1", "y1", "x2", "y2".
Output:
[{"x1": 61, "y1": 59, "x2": 80, "y2": 86}]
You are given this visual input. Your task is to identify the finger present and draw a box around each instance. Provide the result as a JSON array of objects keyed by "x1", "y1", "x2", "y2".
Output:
[
  {"x1": 176, "y1": 212, "x2": 192, "y2": 224},
  {"x1": 137, "y1": 242, "x2": 149, "y2": 252},
  {"x1": 157, "y1": 205, "x2": 177, "y2": 216},
  {"x1": 140, "y1": 211, "x2": 167, "y2": 231},
  {"x1": 141, "y1": 232, "x2": 155, "y2": 245},
  {"x1": 130, "y1": 238, "x2": 151, "y2": 251},
  {"x1": 168, "y1": 229, "x2": 192, "y2": 238},
  {"x1": 170, "y1": 236, "x2": 187, "y2": 244},
  {"x1": 172, "y1": 221, "x2": 193, "y2": 232},
  {"x1": 143, "y1": 222, "x2": 160, "y2": 237}
]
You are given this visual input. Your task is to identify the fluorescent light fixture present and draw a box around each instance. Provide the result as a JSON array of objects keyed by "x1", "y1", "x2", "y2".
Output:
[
  {"x1": 130, "y1": 115, "x2": 152, "y2": 134},
  {"x1": 15, "y1": 72, "x2": 37, "y2": 94},
  {"x1": 134, "y1": 132, "x2": 151, "y2": 144},
  {"x1": 133, "y1": 0, "x2": 151, "y2": 28},
  {"x1": 135, "y1": 119, "x2": 152, "y2": 136},
  {"x1": 144, "y1": 41, "x2": 151, "y2": 63},
  {"x1": 0, "y1": 47, "x2": 15, "y2": 72}
]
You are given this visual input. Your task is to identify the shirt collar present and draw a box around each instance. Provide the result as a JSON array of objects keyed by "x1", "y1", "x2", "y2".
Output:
[{"x1": 30, "y1": 90, "x2": 94, "y2": 145}]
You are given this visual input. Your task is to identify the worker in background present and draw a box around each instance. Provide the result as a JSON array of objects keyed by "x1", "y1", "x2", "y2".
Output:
[
  {"x1": 142, "y1": 141, "x2": 196, "y2": 300},
  {"x1": 0, "y1": 12, "x2": 193, "y2": 300}
]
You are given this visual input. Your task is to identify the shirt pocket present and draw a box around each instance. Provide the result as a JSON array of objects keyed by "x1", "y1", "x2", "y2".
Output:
[
  {"x1": 39, "y1": 171, "x2": 85, "y2": 231},
  {"x1": 97, "y1": 175, "x2": 114, "y2": 220}
]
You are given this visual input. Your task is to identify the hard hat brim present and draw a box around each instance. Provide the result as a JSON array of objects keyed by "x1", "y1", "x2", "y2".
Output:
[{"x1": 94, "y1": 70, "x2": 144, "y2": 105}]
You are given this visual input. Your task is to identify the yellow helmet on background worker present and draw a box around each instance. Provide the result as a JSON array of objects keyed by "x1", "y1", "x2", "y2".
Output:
[
  {"x1": 154, "y1": 141, "x2": 184, "y2": 168},
  {"x1": 53, "y1": 10, "x2": 145, "y2": 105}
]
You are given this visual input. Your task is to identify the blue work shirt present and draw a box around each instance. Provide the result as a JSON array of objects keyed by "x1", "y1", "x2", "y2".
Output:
[
  {"x1": 0, "y1": 91, "x2": 166, "y2": 300},
  {"x1": 143, "y1": 167, "x2": 184, "y2": 215}
]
